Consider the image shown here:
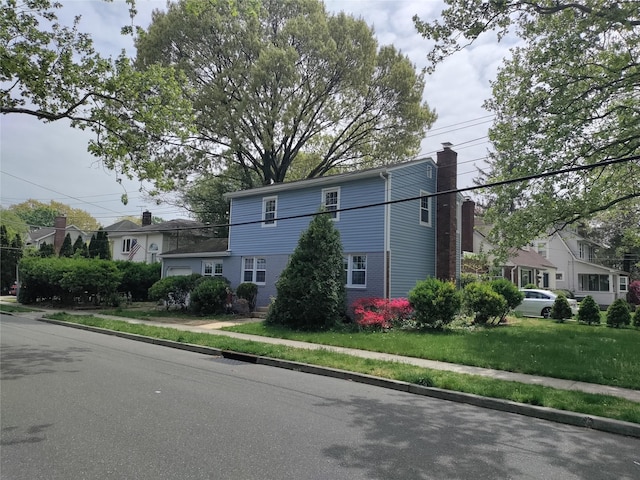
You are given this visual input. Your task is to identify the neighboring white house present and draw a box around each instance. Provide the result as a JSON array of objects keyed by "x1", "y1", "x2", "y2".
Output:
[
  {"x1": 467, "y1": 214, "x2": 558, "y2": 290},
  {"x1": 103, "y1": 212, "x2": 208, "y2": 264},
  {"x1": 533, "y1": 229, "x2": 629, "y2": 307}
]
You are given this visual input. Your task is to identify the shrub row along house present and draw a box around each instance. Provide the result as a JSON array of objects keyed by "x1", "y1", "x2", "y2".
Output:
[{"x1": 160, "y1": 144, "x2": 463, "y2": 308}]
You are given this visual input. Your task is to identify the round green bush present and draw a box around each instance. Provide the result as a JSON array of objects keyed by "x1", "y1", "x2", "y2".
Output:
[
  {"x1": 464, "y1": 282, "x2": 507, "y2": 324},
  {"x1": 577, "y1": 295, "x2": 601, "y2": 325},
  {"x1": 236, "y1": 282, "x2": 258, "y2": 311},
  {"x1": 551, "y1": 294, "x2": 573, "y2": 322},
  {"x1": 633, "y1": 307, "x2": 640, "y2": 327},
  {"x1": 190, "y1": 277, "x2": 229, "y2": 315},
  {"x1": 489, "y1": 278, "x2": 524, "y2": 320},
  {"x1": 408, "y1": 277, "x2": 461, "y2": 328},
  {"x1": 606, "y1": 299, "x2": 631, "y2": 328}
]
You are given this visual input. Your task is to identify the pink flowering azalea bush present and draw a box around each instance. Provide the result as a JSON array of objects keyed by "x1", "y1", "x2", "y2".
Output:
[{"x1": 351, "y1": 297, "x2": 413, "y2": 330}]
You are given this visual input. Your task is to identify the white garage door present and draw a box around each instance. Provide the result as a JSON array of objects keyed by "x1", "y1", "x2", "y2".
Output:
[{"x1": 166, "y1": 267, "x2": 192, "y2": 277}]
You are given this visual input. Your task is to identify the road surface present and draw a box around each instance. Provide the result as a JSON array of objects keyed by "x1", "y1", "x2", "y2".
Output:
[{"x1": 2, "y1": 313, "x2": 639, "y2": 479}]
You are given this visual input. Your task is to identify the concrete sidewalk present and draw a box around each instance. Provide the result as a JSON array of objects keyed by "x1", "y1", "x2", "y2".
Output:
[{"x1": 9, "y1": 305, "x2": 640, "y2": 404}]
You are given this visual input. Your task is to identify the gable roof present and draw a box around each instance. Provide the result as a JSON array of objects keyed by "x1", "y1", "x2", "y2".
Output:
[
  {"x1": 224, "y1": 157, "x2": 435, "y2": 199},
  {"x1": 103, "y1": 220, "x2": 140, "y2": 233},
  {"x1": 505, "y1": 248, "x2": 555, "y2": 269},
  {"x1": 160, "y1": 237, "x2": 229, "y2": 258},
  {"x1": 103, "y1": 219, "x2": 205, "y2": 235},
  {"x1": 26, "y1": 225, "x2": 87, "y2": 243}
]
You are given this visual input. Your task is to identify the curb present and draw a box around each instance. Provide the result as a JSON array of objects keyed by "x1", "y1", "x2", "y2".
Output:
[{"x1": 37, "y1": 317, "x2": 640, "y2": 439}]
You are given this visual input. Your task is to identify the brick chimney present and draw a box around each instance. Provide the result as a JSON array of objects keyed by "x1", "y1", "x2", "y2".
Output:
[
  {"x1": 461, "y1": 198, "x2": 475, "y2": 254},
  {"x1": 436, "y1": 143, "x2": 458, "y2": 281},
  {"x1": 142, "y1": 211, "x2": 152, "y2": 226},
  {"x1": 53, "y1": 215, "x2": 67, "y2": 254}
]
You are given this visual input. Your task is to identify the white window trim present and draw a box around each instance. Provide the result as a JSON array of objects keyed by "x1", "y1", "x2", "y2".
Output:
[
  {"x1": 535, "y1": 240, "x2": 548, "y2": 258},
  {"x1": 321, "y1": 187, "x2": 340, "y2": 221},
  {"x1": 121, "y1": 238, "x2": 137, "y2": 253},
  {"x1": 426, "y1": 165, "x2": 433, "y2": 179},
  {"x1": 345, "y1": 254, "x2": 367, "y2": 288},
  {"x1": 262, "y1": 196, "x2": 277, "y2": 227},
  {"x1": 555, "y1": 271, "x2": 565, "y2": 282},
  {"x1": 419, "y1": 190, "x2": 432, "y2": 227},
  {"x1": 242, "y1": 257, "x2": 266, "y2": 285},
  {"x1": 619, "y1": 276, "x2": 628, "y2": 292},
  {"x1": 203, "y1": 261, "x2": 224, "y2": 277}
]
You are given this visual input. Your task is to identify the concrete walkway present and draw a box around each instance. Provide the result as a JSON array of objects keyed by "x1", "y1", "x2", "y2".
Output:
[{"x1": 6, "y1": 304, "x2": 640, "y2": 404}]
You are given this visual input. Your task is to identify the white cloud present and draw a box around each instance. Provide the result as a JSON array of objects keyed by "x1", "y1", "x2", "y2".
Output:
[{"x1": 1, "y1": 0, "x2": 513, "y2": 227}]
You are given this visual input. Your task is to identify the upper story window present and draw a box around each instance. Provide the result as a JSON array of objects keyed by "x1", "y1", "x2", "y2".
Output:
[
  {"x1": 535, "y1": 241, "x2": 548, "y2": 258},
  {"x1": 262, "y1": 196, "x2": 277, "y2": 226},
  {"x1": 243, "y1": 257, "x2": 266, "y2": 284},
  {"x1": 122, "y1": 238, "x2": 137, "y2": 253},
  {"x1": 426, "y1": 165, "x2": 433, "y2": 179},
  {"x1": 419, "y1": 190, "x2": 432, "y2": 226},
  {"x1": 322, "y1": 187, "x2": 340, "y2": 220}
]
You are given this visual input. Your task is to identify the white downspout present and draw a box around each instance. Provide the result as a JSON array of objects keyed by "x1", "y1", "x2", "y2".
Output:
[{"x1": 380, "y1": 172, "x2": 390, "y2": 298}]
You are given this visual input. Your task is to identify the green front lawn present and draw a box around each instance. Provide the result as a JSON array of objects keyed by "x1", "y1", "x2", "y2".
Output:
[{"x1": 226, "y1": 318, "x2": 640, "y2": 390}]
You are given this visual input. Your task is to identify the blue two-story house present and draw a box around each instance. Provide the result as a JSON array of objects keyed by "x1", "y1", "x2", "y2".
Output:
[{"x1": 160, "y1": 144, "x2": 461, "y2": 309}]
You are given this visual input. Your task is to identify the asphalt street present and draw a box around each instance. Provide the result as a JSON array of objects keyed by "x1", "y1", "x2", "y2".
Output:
[{"x1": 2, "y1": 313, "x2": 640, "y2": 480}]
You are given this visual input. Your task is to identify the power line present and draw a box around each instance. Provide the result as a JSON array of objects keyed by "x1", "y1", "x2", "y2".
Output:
[{"x1": 157, "y1": 155, "x2": 640, "y2": 232}]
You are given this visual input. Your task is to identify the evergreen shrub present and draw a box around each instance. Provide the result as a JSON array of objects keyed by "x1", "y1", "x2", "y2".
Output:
[
  {"x1": 266, "y1": 212, "x2": 345, "y2": 330},
  {"x1": 577, "y1": 295, "x2": 601, "y2": 325},
  {"x1": 551, "y1": 294, "x2": 573, "y2": 322},
  {"x1": 408, "y1": 277, "x2": 461, "y2": 328},
  {"x1": 606, "y1": 299, "x2": 631, "y2": 328}
]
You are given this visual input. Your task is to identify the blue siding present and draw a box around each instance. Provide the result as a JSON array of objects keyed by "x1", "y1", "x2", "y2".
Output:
[
  {"x1": 227, "y1": 158, "x2": 440, "y2": 305},
  {"x1": 388, "y1": 160, "x2": 437, "y2": 297},
  {"x1": 229, "y1": 176, "x2": 386, "y2": 255}
]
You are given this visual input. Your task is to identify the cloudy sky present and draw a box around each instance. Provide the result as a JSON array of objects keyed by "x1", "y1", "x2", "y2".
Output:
[{"x1": 1, "y1": 0, "x2": 518, "y2": 228}]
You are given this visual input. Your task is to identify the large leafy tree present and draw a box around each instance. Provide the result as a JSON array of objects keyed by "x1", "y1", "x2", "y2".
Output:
[
  {"x1": 1, "y1": 0, "x2": 193, "y2": 192},
  {"x1": 415, "y1": 1, "x2": 640, "y2": 249},
  {"x1": 8, "y1": 200, "x2": 101, "y2": 231},
  {"x1": 134, "y1": 0, "x2": 436, "y2": 189}
]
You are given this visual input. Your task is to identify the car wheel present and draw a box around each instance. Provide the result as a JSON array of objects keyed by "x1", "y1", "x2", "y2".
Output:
[{"x1": 541, "y1": 307, "x2": 551, "y2": 318}]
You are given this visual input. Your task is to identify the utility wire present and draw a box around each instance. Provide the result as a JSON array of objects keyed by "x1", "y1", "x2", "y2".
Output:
[{"x1": 150, "y1": 154, "x2": 640, "y2": 232}]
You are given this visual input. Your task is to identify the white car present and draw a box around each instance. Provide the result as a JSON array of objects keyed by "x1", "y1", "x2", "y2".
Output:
[{"x1": 516, "y1": 289, "x2": 579, "y2": 318}]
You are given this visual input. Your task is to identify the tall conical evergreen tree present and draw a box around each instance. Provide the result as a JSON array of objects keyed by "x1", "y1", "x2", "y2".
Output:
[
  {"x1": 266, "y1": 212, "x2": 345, "y2": 330},
  {"x1": 72, "y1": 235, "x2": 88, "y2": 257},
  {"x1": 95, "y1": 229, "x2": 111, "y2": 260},
  {"x1": 59, "y1": 233, "x2": 73, "y2": 257}
]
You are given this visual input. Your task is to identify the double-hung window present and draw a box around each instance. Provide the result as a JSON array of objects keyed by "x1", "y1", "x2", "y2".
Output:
[
  {"x1": 344, "y1": 254, "x2": 366, "y2": 287},
  {"x1": 262, "y1": 196, "x2": 277, "y2": 226},
  {"x1": 203, "y1": 261, "x2": 223, "y2": 277},
  {"x1": 619, "y1": 276, "x2": 628, "y2": 292},
  {"x1": 322, "y1": 187, "x2": 340, "y2": 220},
  {"x1": 419, "y1": 190, "x2": 431, "y2": 226},
  {"x1": 243, "y1": 257, "x2": 266, "y2": 284}
]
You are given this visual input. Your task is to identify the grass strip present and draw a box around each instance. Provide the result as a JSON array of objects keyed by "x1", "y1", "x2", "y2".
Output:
[
  {"x1": 226, "y1": 320, "x2": 640, "y2": 390},
  {"x1": 0, "y1": 304, "x2": 40, "y2": 314},
  {"x1": 46, "y1": 313, "x2": 640, "y2": 424}
]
